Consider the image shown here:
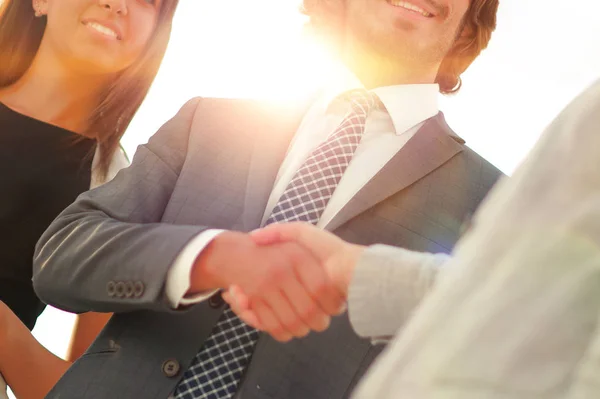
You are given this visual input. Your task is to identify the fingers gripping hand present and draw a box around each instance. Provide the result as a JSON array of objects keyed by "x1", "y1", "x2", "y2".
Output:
[{"x1": 251, "y1": 223, "x2": 363, "y2": 299}]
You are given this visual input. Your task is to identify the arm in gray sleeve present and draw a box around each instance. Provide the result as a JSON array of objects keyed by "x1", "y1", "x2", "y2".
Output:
[
  {"x1": 33, "y1": 98, "x2": 208, "y2": 314},
  {"x1": 348, "y1": 245, "x2": 450, "y2": 342}
]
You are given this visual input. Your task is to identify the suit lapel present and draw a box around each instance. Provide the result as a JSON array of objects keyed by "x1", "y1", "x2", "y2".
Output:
[
  {"x1": 242, "y1": 102, "x2": 309, "y2": 230},
  {"x1": 325, "y1": 112, "x2": 465, "y2": 231}
]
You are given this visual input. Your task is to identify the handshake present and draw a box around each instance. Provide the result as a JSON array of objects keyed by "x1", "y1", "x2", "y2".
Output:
[{"x1": 191, "y1": 223, "x2": 365, "y2": 343}]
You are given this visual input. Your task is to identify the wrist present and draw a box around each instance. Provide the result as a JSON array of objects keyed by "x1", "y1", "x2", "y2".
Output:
[
  {"x1": 189, "y1": 231, "x2": 254, "y2": 293},
  {"x1": 336, "y1": 244, "x2": 365, "y2": 296}
]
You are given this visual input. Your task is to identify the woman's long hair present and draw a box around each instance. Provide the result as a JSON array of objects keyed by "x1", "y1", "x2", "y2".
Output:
[{"x1": 0, "y1": 0, "x2": 179, "y2": 179}]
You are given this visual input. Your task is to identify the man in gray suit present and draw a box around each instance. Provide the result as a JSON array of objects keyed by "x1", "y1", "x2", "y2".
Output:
[
  {"x1": 33, "y1": 0, "x2": 501, "y2": 398},
  {"x1": 235, "y1": 79, "x2": 600, "y2": 398}
]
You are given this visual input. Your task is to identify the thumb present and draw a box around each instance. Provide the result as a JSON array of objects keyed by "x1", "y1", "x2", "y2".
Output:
[
  {"x1": 250, "y1": 225, "x2": 284, "y2": 246},
  {"x1": 251, "y1": 223, "x2": 340, "y2": 264}
]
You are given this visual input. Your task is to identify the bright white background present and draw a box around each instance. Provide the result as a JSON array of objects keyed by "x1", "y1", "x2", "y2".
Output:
[{"x1": 20, "y1": 1, "x2": 600, "y2": 396}]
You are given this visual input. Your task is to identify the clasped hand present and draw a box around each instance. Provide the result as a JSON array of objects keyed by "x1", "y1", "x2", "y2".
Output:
[{"x1": 194, "y1": 223, "x2": 363, "y2": 342}]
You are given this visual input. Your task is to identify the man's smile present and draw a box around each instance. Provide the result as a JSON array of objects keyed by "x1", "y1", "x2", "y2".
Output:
[{"x1": 385, "y1": 0, "x2": 436, "y2": 18}]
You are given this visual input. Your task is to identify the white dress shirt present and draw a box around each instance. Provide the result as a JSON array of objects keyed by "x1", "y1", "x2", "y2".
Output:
[{"x1": 165, "y1": 69, "x2": 440, "y2": 307}]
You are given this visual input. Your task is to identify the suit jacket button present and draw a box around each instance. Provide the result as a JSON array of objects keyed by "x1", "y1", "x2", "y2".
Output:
[
  {"x1": 208, "y1": 292, "x2": 224, "y2": 309},
  {"x1": 106, "y1": 281, "x2": 116, "y2": 297},
  {"x1": 133, "y1": 281, "x2": 145, "y2": 298},
  {"x1": 115, "y1": 282, "x2": 126, "y2": 298},
  {"x1": 124, "y1": 281, "x2": 135, "y2": 298},
  {"x1": 162, "y1": 359, "x2": 180, "y2": 378}
]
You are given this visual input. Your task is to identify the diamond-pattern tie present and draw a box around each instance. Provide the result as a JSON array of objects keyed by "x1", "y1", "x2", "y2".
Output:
[{"x1": 173, "y1": 89, "x2": 380, "y2": 399}]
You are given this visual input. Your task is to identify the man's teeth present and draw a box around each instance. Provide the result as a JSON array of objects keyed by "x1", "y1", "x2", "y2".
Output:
[
  {"x1": 86, "y1": 22, "x2": 119, "y2": 39},
  {"x1": 388, "y1": 0, "x2": 433, "y2": 17}
]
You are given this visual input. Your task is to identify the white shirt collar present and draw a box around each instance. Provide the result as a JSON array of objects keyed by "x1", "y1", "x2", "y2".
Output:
[{"x1": 319, "y1": 65, "x2": 439, "y2": 136}]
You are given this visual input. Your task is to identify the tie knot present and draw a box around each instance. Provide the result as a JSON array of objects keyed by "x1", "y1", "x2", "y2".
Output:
[{"x1": 337, "y1": 89, "x2": 381, "y2": 114}]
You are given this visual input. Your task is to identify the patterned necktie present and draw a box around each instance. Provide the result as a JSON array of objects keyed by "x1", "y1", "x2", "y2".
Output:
[{"x1": 174, "y1": 89, "x2": 380, "y2": 399}]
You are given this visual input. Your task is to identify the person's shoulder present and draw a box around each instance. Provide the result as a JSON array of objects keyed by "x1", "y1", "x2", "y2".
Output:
[
  {"x1": 551, "y1": 78, "x2": 600, "y2": 138},
  {"x1": 187, "y1": 96, "x2": 311, "y2": 131},
  {"x1": 528, "y1": 78, "x2": 600, "y2": 175},
  {"x1": 462, "y1": 146, "x2": 504, "y2": 192},
  {"x1": 461, "y1": 145, "x2": 501, "y2": 172},
  {"x1": 570, "y1": 78, "x2": 600, "y2": 112},
  {"x1": 431, "y1": 112, "x2": 504, "y2": 179},
  {"x1": 192, "y1": 96, "x2": 303, "y2": 114}
]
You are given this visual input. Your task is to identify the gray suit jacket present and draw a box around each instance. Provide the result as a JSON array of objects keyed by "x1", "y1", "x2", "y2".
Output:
[
  {"x1": 33, "y1": 97, "x2": 501, "y2": 399},
  {"x1": 347, "y1": 79, "x2": 600, "y2": 398}
]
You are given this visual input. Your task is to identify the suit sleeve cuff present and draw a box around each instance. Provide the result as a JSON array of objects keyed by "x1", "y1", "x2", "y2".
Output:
[
  {"x1": 348, "y1": 245, "x2": 450, "y2": 341},
  {"x1": 165, "y1": 229, "x2": 226, "y2": 308}
]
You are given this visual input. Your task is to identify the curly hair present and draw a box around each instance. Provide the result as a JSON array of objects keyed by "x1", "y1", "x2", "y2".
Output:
[{"x1": 301, "y1": 0, "x2": 499, "y2": 94}]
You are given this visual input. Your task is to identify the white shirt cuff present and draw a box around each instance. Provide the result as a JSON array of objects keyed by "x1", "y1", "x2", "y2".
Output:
[{"x1": 165, "y1": 229, "x2": 226, "y2": 308}]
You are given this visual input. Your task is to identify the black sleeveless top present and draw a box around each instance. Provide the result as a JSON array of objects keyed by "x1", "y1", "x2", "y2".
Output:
[{"x1": 0, "y1": 102, "x2": 96, "y2": 330}]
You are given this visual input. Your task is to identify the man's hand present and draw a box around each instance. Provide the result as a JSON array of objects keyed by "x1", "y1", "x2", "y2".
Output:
[
  {"x1": 252, "y1": 223, "x2": 365, "y2": 296},
  {"x1": 189, "y1": 231, "x2": 345, "y2": 342},
  {"x1": 222, "y1": 223, "x2": 366, "y2": 339}
]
